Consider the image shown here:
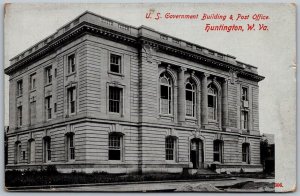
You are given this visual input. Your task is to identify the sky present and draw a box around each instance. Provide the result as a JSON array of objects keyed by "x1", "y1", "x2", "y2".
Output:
[{"x1": 3, "y1": 3, "x2": 296, "y2": 190}]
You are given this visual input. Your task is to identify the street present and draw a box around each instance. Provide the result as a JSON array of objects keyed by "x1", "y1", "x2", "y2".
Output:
[{"x1": 18, "y1": 177, "x2": 274, "y2": 192}]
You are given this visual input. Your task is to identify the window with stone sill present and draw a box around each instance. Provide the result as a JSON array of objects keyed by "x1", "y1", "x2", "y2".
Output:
[
  {"x1": 66, "y1": 133, "x2": 75, "y2": 161},
  {"x1": 43, "y1": 137, "x2": 51, "y2": 163},
  {"x1": 242, "y1": 143, "x2": 250, "y2": 164},
  {"x1": 165, "y1": 136, "x2": 177, "y2": 161},
  {"x1": 110, "y1": 54, "x2": 122, "y2": 74},
  {"x1": 242, "y1": 87, "x2": 248, "y2": 101},
  {"x1": 208, "y1": 84, "x2": 217, "y2": 121},
  {"x1": 109, "y1": 86, "x2": 122, "y2": 114},
  {"x1": 160, "y1": 72, "x2": 173, "y2": 115},
  {"x1": 108, "y1": 133, "x2": 123, "y2": 161},
  {"x1": 67, "y1": 87, "x2": 76, "y2": 115},
  {"x1": 17, "y1": 80, "x2": 23, "y2": 96},
  {"x1": 45, "y1": 66, "x2": 52, "y2": 84},
  {"x1": 241, "y1": 110, "x2": 249, "y2": 130},
  {"x1": 45, "y1": 96, "x2": 52, "y2": 120},
  {"x1": 28, "y1": 139, "x2": 35, "y2": 164},
  {"x1": 30, "y1": 73, "x2": 36, "y2": 90},
  {"x1": 30, "y1": 100, "x2": 36, "y2": 125},
  {"x1": 67, "y1": 54, "x2": 76, "y2": 74},
  {"x1": 213, "y1": 140, "x2": 223, "y2": 163},
  {"x1": 185, "y1": 79, "x2": 196, "y2": 117},
  {"x1": 17, "y1": 105, "x2": 22, "y2": 127},
  {"x1": 14, "y1": 141, "x2": 21, "y2": 164}
]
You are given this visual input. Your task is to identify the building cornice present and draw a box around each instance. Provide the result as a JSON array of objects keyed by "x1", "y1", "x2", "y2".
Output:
[{"x1": 5, "y1": 11, "x2": 264, "y2": 82}]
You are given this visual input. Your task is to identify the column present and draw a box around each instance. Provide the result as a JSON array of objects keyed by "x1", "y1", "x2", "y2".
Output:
[
  {"x1": 248, "y1": 86, "x2": 253, "y2": 132},
  {"x1": 178, "y1": 67, "x2": 186, "y2": 123},
  {"x1": 222, "y1": 79, "x2": 229, "y2": 129},
  {"x1": 201, "y1": 73, "x2": 209, "y2": 126}
]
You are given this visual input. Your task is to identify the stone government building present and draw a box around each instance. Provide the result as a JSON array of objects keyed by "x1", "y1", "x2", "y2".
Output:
[{"x1": 5, "y1": 11, "x2": 265, "y2": 174}]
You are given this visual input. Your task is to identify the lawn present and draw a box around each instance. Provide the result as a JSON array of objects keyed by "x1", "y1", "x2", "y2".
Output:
[{"x1": 6, "y1": 166, "x2": 229, "y2": 187}]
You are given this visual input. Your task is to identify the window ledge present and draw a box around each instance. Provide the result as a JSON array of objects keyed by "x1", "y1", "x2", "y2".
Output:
[
  {"x1": 108, "y1": 71, "x2": 124, "y2": 77},
  {"x1": 44, "y1": 83, "x2": 52, "y2": 87},
  {"x1": 66, "y1": 72, "x2": 76, "y2": 77},
  {"x1": 16, "y1": 95, "x2": 23, "y2": 98},
  {"x1": 65, "y1": 113, "x2": 77, "y2": 118},
  {"x1": 185, "y1": 116, "x2": 196, "y2": 120},
  {"x1": 108, "y1": 112, "x2": 124, "y2": 117},
  {"x1": 108, "y1": 160, "x2": 123, "y2": 164},
  {"x1": 30, "y1": 89, "x2": 36, "y2": 93},
  {"x1": 166, "y1": 160, "x2": 177, "y2": 164},
  {"x1": 242, "y1": 162, "x2": 250, "y2": 165},
  {"x1": 212, "y1": 161, "x2": 222, "y2": 165},
  {"x1": 159, "y1": 114, "x2": 173, "y2": 118}
]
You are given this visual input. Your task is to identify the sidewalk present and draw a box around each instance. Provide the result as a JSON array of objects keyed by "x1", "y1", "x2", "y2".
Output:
[{"x1": 8, "y1": 177, "x2": 274, "y2": 192}]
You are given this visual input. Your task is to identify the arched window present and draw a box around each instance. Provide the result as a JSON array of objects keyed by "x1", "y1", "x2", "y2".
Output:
[
  {"x1": 242, "y1": 143, "x2": 250, "y2": 164},
  {"x1": 66, "y1": 133, "x2": 75, "y2": 161},
  {"x1": 208, "y1": 84, "x2": 218, "y2": 120},
  {"x1": 186, "y1": 79, "x2": 196, "y2": 117},
  {"x1": 108, "y1": 133, "x2": 123, "y2": 161},
  {"x1": 43, "y1": 136, "x2": 51, "y2": 163},
  {"x1": 213, "y1": 140, "x2": 223, "y2": 162},
  {"x1": 165, "y1": 136, "x2": 177, "y2": 161},
  {"x1": 160, "y1": 72, "x2": 172, "y2": 114},
  {"x1": 14, "y1": 141, "x2": 21, "y2": 164},
  {"x1": 28, "y1": 139, "x2": 35, "y2": 163}
]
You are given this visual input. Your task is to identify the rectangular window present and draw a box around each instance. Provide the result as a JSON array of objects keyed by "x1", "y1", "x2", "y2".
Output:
[
  {"x1": 213, "y1": 141, "x2": 222, "y2": 162},
  {"x1": 109, "y1": 134, "x2": 122, "y2": 160},
  {"x1": 68, "y1": 54, "x2": 76, "y2": 74},
  {"x1": 68, "y1": 87, "x2": 76, "y2": 114},
  {"x1": 186, "y1": 88, "x2": 195, "y2": 117},
  {"x1": 45, "y1": 96, "x2": 52, "y2": 119},
  {"x1": 54, "y1": 103, "x2": 57, "y2": 113},
  {"x1": 160, "y1": 85, "x2": 172, "y2": 114},
  {"x1": 45, "y1": 66, "x2": 52, "y2": 84},
  {"x1": 17, "y1": 80, "x2": 23, "y2": 96},
  {"x1": 109, "y1": 87, "x2": 122, "y2": 113},
  {"x1": 242, "y1": 87, "x2": 248, "y2": 101},
  {"x1": 28, "y1": 140, "x2": 35, "y2": 163},
  {"x1": 110, "y1": 54, "x2": 121, "y2": 73},
  {"x1": 68, "y1": 134, "x2": 75, "y2": 160},
  {"x1": 22, "y1": 151, "x2": 25, "y2": 160},
  {"x1": 30, "y1": 101, "x2": 36, "y2": 125},
  {"x1": 44, "y1": 138, "x2": 51, "y2": 162},
  {"x1": 17, "y1": 106, "x2": 22, "y2": 127},
  {"x1": 30, "y1": 74, "x2": 36, "y2": 90},
  {"x1": 241, "y1": 111, "x2": 249, "y2": 130},
  {"x1": 18, "y1": 144, "x2": 21, "y2": 163},
  {"x1": 166, "y1": 137, "x2": 175, "y2": 161},
  {"x1": 208, "y1": 95, "x2": 217, "y2": 120},
  {"x1": 242, "y1": 143, "x2": 250, "y2": 164}
]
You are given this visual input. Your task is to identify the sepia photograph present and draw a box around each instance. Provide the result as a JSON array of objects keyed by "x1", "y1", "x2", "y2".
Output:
[{"x1": 3, "y1": 2, "x2": 295, "y2": 192}]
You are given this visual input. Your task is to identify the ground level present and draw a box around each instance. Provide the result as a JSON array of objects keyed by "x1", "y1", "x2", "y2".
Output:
[
  {"x1": 11, "y1": 177, "x2": 274, "y2": 192},
  {"x1": 7, "y1": 121, "x2": 262, "y2": 174}
]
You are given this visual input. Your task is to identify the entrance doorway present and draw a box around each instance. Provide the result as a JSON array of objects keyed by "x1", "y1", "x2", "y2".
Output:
[{"x1": 190, "y1": 138, "x2": 204, "y2": 169}]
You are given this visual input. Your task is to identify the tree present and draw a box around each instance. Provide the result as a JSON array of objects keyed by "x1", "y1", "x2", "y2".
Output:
[{"x1": 260, "y1": 137, "x2": 269, "y2": 173}]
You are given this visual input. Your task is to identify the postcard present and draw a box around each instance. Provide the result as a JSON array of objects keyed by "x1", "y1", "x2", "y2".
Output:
[{"x1": 3, "y1": 3, "x2": 296, "y2": 192}]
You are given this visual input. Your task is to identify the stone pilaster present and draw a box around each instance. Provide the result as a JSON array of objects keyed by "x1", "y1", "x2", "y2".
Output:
[
  {"x1": 178, "y1": 67, "x2": 186, "y2": 123},
  {"x1": 201, "y1": 73, "x2": 209, "y2": 126},
  {"x1": 222, "y1": 78, "x2": 229, "y2": 130}
]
